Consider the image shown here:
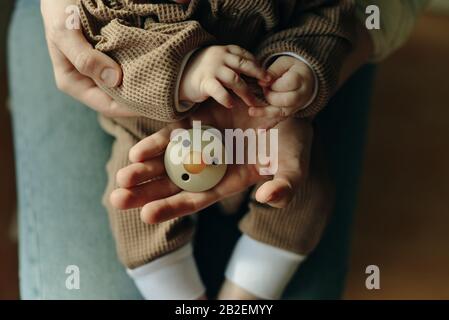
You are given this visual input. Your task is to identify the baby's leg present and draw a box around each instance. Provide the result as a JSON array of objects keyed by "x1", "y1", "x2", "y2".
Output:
[
  {"x1": 100, "y1": 116, "x2": 205, "y2": 300},
  {"x1": 219, "y1": 141, "x2": 334, "y2": 300}
]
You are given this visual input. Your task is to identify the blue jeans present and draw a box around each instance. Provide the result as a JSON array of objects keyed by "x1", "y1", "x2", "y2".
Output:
[{"x1": 8, "y1": 0, "x2": 375, "y2": 299}]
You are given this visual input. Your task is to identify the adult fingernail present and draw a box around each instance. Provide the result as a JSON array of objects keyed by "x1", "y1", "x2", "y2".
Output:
[{"x1": 101, "y1": 68, "x2": 120, "y2": 87}]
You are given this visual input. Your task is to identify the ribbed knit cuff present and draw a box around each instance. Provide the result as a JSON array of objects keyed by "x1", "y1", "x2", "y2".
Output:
[
  {"x1": 175, "y1": 49, "x2": 199, "y2": 113},
  {"x1": 258, "y1": 39, "x2": 348, "y2": 118},
  {"x1": 256, "y1": 1, "x2": 355, "y2": 118}
]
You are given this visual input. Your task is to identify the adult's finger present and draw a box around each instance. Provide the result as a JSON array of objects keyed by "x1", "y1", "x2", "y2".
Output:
[
  {"x1": 52, "y1": 25, "x2": 122, "y2": 88},
  {"x1": 255, "y1": 171, "x2": 302, "y2": 209},
  {"x1": 110, "y1": 177, "x2": 180, "y2": 210},
  {"x1": 128, "y1": 126, "x2": 177, "y2": 163},
  {"x1": 140, "y1": 163, "x2": 263, "y2": 224},
  {"x1": 116, "y1": 156, "x2": 166, "y2": 188},
  {"x1": 48, "y1": 44, "x2": 137, "y2": 116},
  {"x1": 255, "y1": 117, "x2": 311, "y2": 208},
  {"x1": 42, "y1": 0, "x2": 122, "y2": 88},
  {"x1": 140, "y1": 189, "x2": 221, "y2": 224}
]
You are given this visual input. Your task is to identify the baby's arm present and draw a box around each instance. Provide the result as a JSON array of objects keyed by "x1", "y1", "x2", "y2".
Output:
[
  {"x1": 78, "y1": 0, "x2": 214, "y2": 121},
  {"x1": 78, "y1": 0, "x2": 271, "y2": 120},
  {"x1": 253, "y1": 0, "x2": 356, "y2": 119}
]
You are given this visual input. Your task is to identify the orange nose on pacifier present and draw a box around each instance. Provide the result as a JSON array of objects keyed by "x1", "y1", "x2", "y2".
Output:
[{"x1": 183, "y1": 151, "x2": 206, "y2": 174}]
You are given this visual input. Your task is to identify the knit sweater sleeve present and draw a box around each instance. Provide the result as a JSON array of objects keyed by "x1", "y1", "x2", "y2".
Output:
[
  {"x1": 78, "y1": 0, "x2": 214, "y2": 121},
  {"x1": 256, "y1": 0, "x2": 356, "y2": 118}
]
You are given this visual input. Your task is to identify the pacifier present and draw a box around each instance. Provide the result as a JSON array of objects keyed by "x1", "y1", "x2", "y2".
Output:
[{"x1": 164, "y1": 125, "x2": 227, "y2": 192}]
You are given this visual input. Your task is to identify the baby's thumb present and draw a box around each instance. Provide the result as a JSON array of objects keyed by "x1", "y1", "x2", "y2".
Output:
[{"x1": 265, "y1": 56, "x2": 290, "y2": 80}]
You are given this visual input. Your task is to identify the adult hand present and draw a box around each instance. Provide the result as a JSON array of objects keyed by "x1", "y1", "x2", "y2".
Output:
[
  {"x1": 110, "y1": 101, "x2": 312, "y2": 224},
  {"x1": 41, "y1": 0, "x2": 137, "y2": 117}
]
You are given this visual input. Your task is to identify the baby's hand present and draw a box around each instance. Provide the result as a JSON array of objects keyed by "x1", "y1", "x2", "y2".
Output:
[
  {"x1": 179, "y1": 45, "x2": 271, "y2": 109},
  {"x1": 250, "y1": 56, "x2": 315, "y2": 118}
]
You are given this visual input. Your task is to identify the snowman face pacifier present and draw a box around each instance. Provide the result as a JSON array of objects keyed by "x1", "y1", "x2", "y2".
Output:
[{"x1": 164, "y1": 126, "x2": 227, "y2": 192}]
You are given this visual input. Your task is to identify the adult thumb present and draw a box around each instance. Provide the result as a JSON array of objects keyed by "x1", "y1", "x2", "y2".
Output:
[{"x1": 58, "y1": 31, "x2": 122, "y2": 88}]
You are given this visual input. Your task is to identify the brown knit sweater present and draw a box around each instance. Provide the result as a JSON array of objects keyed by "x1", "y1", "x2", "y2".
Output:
[
  {"x1": 77, "y1": 0, "x2": 355, "y2": 268},
  {"x1": 78, "y1": 0, "x2": 355, "y2": 121}
]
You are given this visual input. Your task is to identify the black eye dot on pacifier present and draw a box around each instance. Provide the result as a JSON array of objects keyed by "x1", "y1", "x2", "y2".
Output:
[
  {"x1": 182, "y1": 139, "x2": 191, "y2": 147},
  {"x1": 181, "y1": 173, "x2": 190, "y2": 181}
]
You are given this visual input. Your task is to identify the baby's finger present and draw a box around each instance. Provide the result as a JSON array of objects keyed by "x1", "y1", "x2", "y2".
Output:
[
  {"x1": 129, "y1": 126, "x2": 174, "y2": 162},
  {"x1": 140, "y1": 189, "x2": 220, "y2": 224},
  {"x1": 224, "y1": 53, "x2": 269, "y2": 82},
  {"x1": 116, "y1": 156, "x2": 166, "y2": 188},
  {"x1": 264, "y1": 90, "x2": 305, "y2": 109},
  {"x1": 110, "y1": 177, "x2": 180, "y2": 210},
  {"x1": 270, "y1": 71, "x2": 304, "y2": 92},
  {"x1": 202, "y1": 78, "x2": 236, "y2": 109},
  {"x1": 266, "y1": 56, "x2": 291, "y2": 80},
  {"x1": 217, "y1": 67, "x2": 257, "y2": 106},
  {"x1": 225, "y1": 45, "x2": 256, "y2": 61}
]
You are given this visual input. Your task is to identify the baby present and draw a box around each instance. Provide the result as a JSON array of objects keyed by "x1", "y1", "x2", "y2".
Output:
[{"x1": 77, "y1": 0, "x2": 355, "y2": 299}]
